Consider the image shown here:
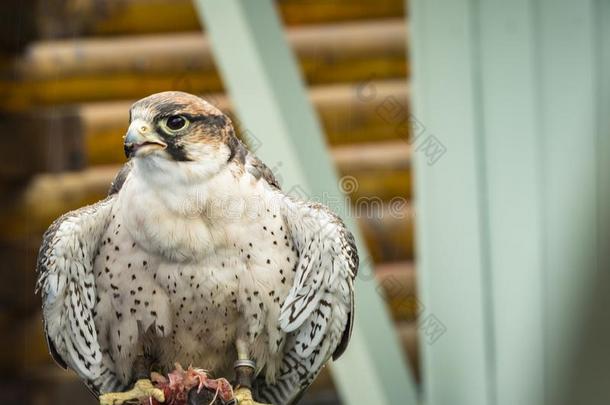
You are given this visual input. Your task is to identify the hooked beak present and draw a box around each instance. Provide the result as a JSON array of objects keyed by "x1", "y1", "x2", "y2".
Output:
[{"x1": 124, "y1": 119, "x2": 167, "y2": 158}]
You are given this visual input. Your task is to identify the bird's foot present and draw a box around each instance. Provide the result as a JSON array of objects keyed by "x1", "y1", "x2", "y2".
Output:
[
  {"x1": 234, "y1": 387, "x2": 269, "y2": 405},
  {"x1": 99, "y1": 379, "x2": 165, "y2": 405}
]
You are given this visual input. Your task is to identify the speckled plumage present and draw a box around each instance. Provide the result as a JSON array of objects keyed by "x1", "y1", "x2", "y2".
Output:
[{"x1": 36, "y1": 92, "x2": 357, "y2": 405}]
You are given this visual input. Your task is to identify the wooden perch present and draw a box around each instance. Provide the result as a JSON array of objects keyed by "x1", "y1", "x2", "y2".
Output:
[{"x1": 0, "y1": 19, "x2": 407, "y2": 109}]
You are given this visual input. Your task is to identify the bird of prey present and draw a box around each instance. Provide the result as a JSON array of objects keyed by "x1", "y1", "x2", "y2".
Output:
[{"x1": 36, "y1": 91, "x2": 358, "y2": 405}]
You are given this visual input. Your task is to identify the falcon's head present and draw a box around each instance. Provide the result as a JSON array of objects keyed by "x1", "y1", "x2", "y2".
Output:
[{"x1": 124, "y1": 91, "x2": 245, "y2": 180}]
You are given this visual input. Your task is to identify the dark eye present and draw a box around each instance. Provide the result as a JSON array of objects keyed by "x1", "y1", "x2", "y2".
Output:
[{"x1": 166, "y1": 115, "x2": 187, "y2": 131}]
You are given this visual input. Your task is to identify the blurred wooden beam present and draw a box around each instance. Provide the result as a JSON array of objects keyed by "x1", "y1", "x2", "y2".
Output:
[
  {"x1": 0, "y1": 238, "x2": 40, "y2": 316},
  {"x1": 332, "y1": 139, "x2": 411, "y2": 201},
  {"x1": 0, "y1": 166, "x2": 119, "y2": 241},
  {"x1": 0, "y1": 0, "x2": 404, "y2": 45},
  {"x1": 333, "y1": 141, "x2": 411, "y2": 201},
  {"x1": 0, "y1": 20, "x2": 407, "y2": 110},
  {"x1": 377, "y1": 261, "x2": 418, "y2": 322},
  {"x1": 0, "y1": 109, "x2": 84, "y2": 178},
  {"x1": 332, "y1": 140, "x2": 411, "y2": 172}
]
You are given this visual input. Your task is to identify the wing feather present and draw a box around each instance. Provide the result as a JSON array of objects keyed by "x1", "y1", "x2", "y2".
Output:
[
  {"x1": 37, "y1": 164, "x2": 129, "y2": 394},
  {"x1": 294, "y1": 293, "x2": 333, "y2": 357},
  {"x1": 258, "y1": 195, "x2": 357, "y2": 404},
  {"x1": 36, "y1": 196, "x2": 116, "y2": 385},
  {"x1": 278, "y1": 198, "x2": 356, "y2": 342}
]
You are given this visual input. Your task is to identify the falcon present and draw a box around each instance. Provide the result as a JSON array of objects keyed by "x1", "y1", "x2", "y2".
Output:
[{"x1": 36, "y1": 91, "x2": 358, "y2": 405}]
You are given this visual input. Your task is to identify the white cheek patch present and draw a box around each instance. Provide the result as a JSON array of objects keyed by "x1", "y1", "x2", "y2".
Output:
[{"x1": 181, "y1": 143, "x2": 231, "y2": 174}]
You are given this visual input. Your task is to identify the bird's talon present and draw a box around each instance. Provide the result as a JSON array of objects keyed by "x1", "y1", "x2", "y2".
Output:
[
  {"x1": 99, "y1": 379, "x2": 165, "y2": 405},
  {"x1": 234, "y1": 387, "x2": 269, "y2": 405}
]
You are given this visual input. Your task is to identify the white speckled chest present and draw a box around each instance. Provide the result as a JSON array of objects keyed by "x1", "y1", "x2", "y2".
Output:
[{"x1": 91, "y1": 178, "x2": 298, "y2": 385}]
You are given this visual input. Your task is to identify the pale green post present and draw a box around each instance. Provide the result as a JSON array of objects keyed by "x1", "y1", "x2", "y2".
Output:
[
  {"x1": 537, "y1": 2, "x2": 597, "y2": 404},
  {"x1": 408, "y1": 1, "x2": 494, "y2": 404},
  {"x1": 477, "y1": 2, "x2": 545, "y2": 405},
  {"x1": 410, "y1": 1, "x2": 610, "y2": 405},
  {"x1": 193, "y1": 1, "x2": 418, "y2": 405}
]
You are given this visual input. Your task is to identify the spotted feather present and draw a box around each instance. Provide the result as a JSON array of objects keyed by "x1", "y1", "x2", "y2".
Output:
[{"x1": 37, "y1": 185, "x2": 125, "y2": 395}]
